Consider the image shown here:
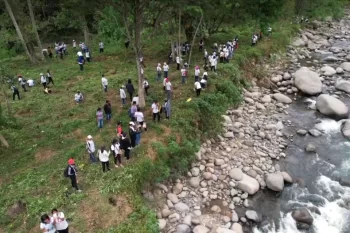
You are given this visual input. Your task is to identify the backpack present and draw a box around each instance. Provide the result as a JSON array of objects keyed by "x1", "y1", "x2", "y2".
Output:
[{"x1": 63, "y1": 166, "x2": 69, "y2": 177}]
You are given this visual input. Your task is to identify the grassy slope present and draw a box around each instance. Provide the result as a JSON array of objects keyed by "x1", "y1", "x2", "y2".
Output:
[{"x1": 0, "y1": 19, "x2": 300, "y2": 233}]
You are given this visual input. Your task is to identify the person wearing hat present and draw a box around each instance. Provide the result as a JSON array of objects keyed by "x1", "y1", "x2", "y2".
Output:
[
  {"x1": 97, "y1": 146, "x2": 110, "y2": 172},
  {"x1": 194, "y1": 66, "x2": 200, "y2": 82},
  {"x1": 156, "y1": 63, "x2": 162, "y2": 82},
  {"x1": 163, "y1": 62, "x2": 169, "y2": 78},
  {"x1": 18, "y1": 74, "x2": 27, "y2": 92},
  {"x1": 129, "y1": 122, "x2": 137, "y2": 148},
  {"x1": 67, "y1": 158, "x2": 81, "y2": 192},
  {"x1": 119, "y1": 85, "x2": 126, "y2": 106},
  {"x1": 40, "y1": 73, "x2": 47, "y2": 88},
  {"x1": 120, "y1": 133, "x2": 131, "y2": 160},
  {"x1": 86, "y1": 135, "x2": 97, "y2": 163}
]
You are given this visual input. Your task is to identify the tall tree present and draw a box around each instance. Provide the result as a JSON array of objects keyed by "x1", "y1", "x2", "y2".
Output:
[
  {"x1": 27, "y1": 0, "x2": 45, "y2": 60},
  {"x1": 3, "y1": 0, "x2": 38, "y2": 63}
]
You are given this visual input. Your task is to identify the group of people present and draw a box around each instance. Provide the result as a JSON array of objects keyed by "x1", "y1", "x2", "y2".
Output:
[{"x1": 40, "y1": 209, "x2": 69, "y2": 233}]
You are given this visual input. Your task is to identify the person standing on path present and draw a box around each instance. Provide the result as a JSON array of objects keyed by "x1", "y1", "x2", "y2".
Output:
[
  {"x1": 181, "y1": 66, "x2": 187, "y2": 84},
  {"x1": 111, "y1": 138, "x2": 123, "y2": 168},
  {"x1": 143, "y1": 78, "x2": 149, "y2": 96},
  {"x1": 78, "y1": 55, "x2": 84, "y2": 71},
  {"x1": 116, "y1": 121, "x2": 123, "y2": 138},
  {"x1": 151, "y1": 100, "x2": 161, "y2": 122},
  {"x1": 67, "y1": 158, "x2": 81, "y2": 192},
  {"x1": 18, "y1": 75, "x2": 27, "y2": 92},
  {"x1": 101, "y1": 74, "x2": 108, "y2": 92},
  {"x1": 176, "y1": 56, "x2": 181, "y2": 70},
  {"x1": 194, "y1": 66, "x2": 200, "y2": 81},
  {"x1": 129, "y1": 122, "x2": 137, "y2": 148},
  {"x1": 163, "y1": 99, "x2": 170, "y2": 120},
  {"x1": 194, "y1": 80, "x2": 202, "y2": 97},
  {"x1": 51, "y1": 209, "x2": 69, "y2": 233},
  {"x1": 103, "y1": 100, "x2": 112, "y2": 124},
  {"x1": 73, "y1": 40, "x2": 76, "y2": 50},
  {"x1": 120, "y1": 133, "x2": 131, "y2": 160},
  {"x1": 98, "y1": 146, "x2": 110, "y2": 172},
  {"x1": 86, "y1": 135, "x2": 97, "y2": 163},
  {"x1": 119, "y1": 85, "x2": 126, "y2": 106},
  {"x1": 125, "y1": 79, "x2": 135, "y2": 101},
  {"x1": 156, "y1": 63, "x2": 162, "y2": 82},
  {"x1": 134, "y1": 107, "x2": 144, "y2": 127},
  {"x1": 199, "y1": 39, "x2": 204, "y2": 52},
  {"x1": 163, "y1": 62, "x2": 169, "y2": 78},
  {"x1": 40, "y1": 73, "x2": 47, "y2": 88},
  {"x1": 99, "y1": 41, "x2": 104, "y2": 53},
  {"x1": 11, "y1": 85, "x2": 20, "y2": 100},
  {"x1": 96, "y1": 108, "x2": 104, "y2": 132},
  {"x1": 165, "y1": 78, "x2": 172, "y2": 100},
  {"x1": 47, "y1": 70, "x2": 54, "y2": 86}
]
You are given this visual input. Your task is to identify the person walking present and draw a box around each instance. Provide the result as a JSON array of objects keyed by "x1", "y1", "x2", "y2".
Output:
[
  {"x1": 176, "y1": 56, "x2": 181, "y2": 70},
  {"x1": 163, "y1": 62, "x2": 169, "y2": 78},
  {"x1": 85, "y1": 50, "x2": 91, "y2": 62},
  {"x1": 134, "y1": 107, "x2": 144, "y2": 127},
  {"x1": 40, "y1": 214, "x2": 56, "y2": 233},
  {"x1": 86, "y1": 135, "x2": 97, "y2": 162},
  {"x1": 116, "y1": 121, "x2": 123, "y2": 138},
  {"x1": 40, "y1": 73, "x2": 47, "y2": 88},
  {"x1": 78, "y1": 55, "x2": 84, "y2": 71},
  {"x1": 129, "y1": 101, "x2": 137, "y2": 121},
  {"x1": 120, "y1": 133, "x2": 131, "y2": 160},
  {"x1": 156, "y1": 63, "x2": 162, "y2": 82},
  {"x1": 99, "y1": 41, "x2": 104, "y2": 53},
  {"x1": 11, "y1": 85, "x2": 20, "y2": 100},
  {"x1": 18, "y1": 75, "x2": 27, "y2": 92},
  {"x1": 143, "y1": 78, "x2": 149, "y2": 96},
  {"x1": 103, "y1": 100, "x2": 112, "y2": 123},
  {"x1": 135, "y1": 124, "x2": 142, "y2": 145},
  {"x1": 73, "y1": 40, "x2": 76, "y2": 50},
  {"x1": 111, "y1": 138, "x2": 123, "y2": 168},
  {"x1": 119, "y1": 85, "x2": 126, "y2": 106},
  {"x1": 163, "y1": 99, "x2": 170, "y2": 120},
  {"x1": 199, "y1": 39, "x2": 204, "y2": 52},
  {"x1": 101, "y1": 74, "x2": 108, "y2": 92},
  {"x1": 98, "y1": 146, "x2": 110, "y2": 172},
  {"x1": 151, "y1": 100, "x2": 161, "y2": 122},
  {"x1": 181, "y1": 66, "x2": 187, "y2": 84},
  {"x1": 125, "y1": 79, "x2": 135, "y2": 101},
  {"x1": 96, "y1": 107, "x2": 104, "y2": 131},
  {"x1": 67, "y1": 158, "x2": 81, "y2": 191},
  {"x1": 194, "y1": 80, "x2": 202, "y2": 97},
  {"x1": 194, "y1": 66, "x2": 200, "y2": 81},
  {"x1": 165, "y1": 78, "x2": 172, "y2": 100},
  {"x1": 51, "y1": 209, "x2": 69, "y2": 233},
  {"x1": 129, "y1": 122, "x2": 137, "y2": 148},
  {"x1": 47, "y1": 70, "x2": 54, "y2": 86}
]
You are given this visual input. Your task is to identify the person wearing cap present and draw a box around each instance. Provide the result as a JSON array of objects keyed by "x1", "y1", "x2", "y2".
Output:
[
  {"x1": 86, "y1": 135, "x2": 97, "y2": 162},
  {"x1": 129, "y1": 122, "x2": 137, "y2": 148},
  {"x1": 125, "y1": 79, "x2": 135, "y2": 101},
  {"x1": 40, "y1": 73, "x2": 47, "y2": 88},
  {"x1": 97, "y1": 146, "x2": 110, "y2": 172},
  {"x1": 101, "y1": 74, "x2": 108, "y2": 92},
  {"x1": 120, "y1": 133, "x2": 131, "y2": 160},
  {"x1": 156, "y1": 63, "x2": 162, "y2": 82},
  {"x1": 18, "y1": 74, "x2": 27, "y2": 92},
  {"x1": 77, "y1": 55, "x2": 85, "y2": 72},
  {"x1": 163, "y1": 62, "x2": 169, "y2": 78},
  {"x1": 74, "y1": 91, "x2": 84, "y2": 103},
  {"x1": 165, "y1": 78, "x2": 172, "y2": 100},
  {"x1": 151, "y1": 100, "x2": 161, "y2": 123},
  {"x1": 67, "y1": 158, "x2": 81, "y2": 191},
  {"x1": 194, "y1": 66, "x2": 200, "y2": 82},
  {"x1": 119, "y1": 85, "x2": 126, "y2": 106},
  {"x1": 111, "y1": 138, "x2": 123, "y2": 168},
  {"x1": 96, "y1": 108, "x2": 104, "y2": 131}
]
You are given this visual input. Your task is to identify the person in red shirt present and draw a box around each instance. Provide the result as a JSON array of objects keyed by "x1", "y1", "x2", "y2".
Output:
[{"x1": 116, "y1": 121, "x2": 123, "y2": 138}]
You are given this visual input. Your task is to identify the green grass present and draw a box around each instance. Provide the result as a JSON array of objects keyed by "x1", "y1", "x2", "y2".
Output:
[{"x1": 0, "y1": 16, "x2": 307, "y2": 233}]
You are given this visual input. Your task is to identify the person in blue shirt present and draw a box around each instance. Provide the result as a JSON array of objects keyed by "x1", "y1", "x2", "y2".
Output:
[{"x1": 78, "y1": 56, "x2": 85, "y2": 71}]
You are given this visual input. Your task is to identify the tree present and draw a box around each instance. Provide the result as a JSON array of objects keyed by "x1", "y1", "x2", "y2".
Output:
[
  {"x1": 3, "y1": 0, "x2": 38, "y2": 63},
  {"x1": 27, "y1": 0, "x2": 45, "y2": 60}
]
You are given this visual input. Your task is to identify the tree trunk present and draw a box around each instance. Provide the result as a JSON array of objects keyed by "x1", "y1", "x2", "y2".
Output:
[
  {"x1": 188, "y1": 14, "x2": 203, "y2": 67},
  {"x1": 82, "y1": 17, "x2": 89, "y2": 45},
  {"x1": 4, "y1": 0, "x2": 38, "y2": 64},
  {"x1": 0, "y1": 134, "x2": 9, "y2": 148},
  {"x1": 170, "y1": 39, "x2": 175, "y2": 62},
  {"x1": 178, "y1": 9, "x2": 181, "y2": 57},
  {"x1": 27, "y1": 0, "x2": 45, "y2": 60}
]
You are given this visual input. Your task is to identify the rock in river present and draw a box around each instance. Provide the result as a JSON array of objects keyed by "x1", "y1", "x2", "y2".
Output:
[
  {"x1": 316, "y1": 94, "x2": 349, "y2": 120},
  {"x1": 265, "y1": 173, "x2": 284, "y2": 191},
  {"x1": 294, "y1": 67, "x2": 322, "y2": 95}
]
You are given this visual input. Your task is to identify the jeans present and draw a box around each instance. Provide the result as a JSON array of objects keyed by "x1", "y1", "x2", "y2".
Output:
[
  {"x1": 21, "y1": 84, "x2": 27, "y2": 92},
  {"x1": 122, "y1": 98, "x2": 126, "y2": 105},
  {"x1": 13, "y1": 90, "x2": 20, "y2": 100},
  {"x1": 157, "y1": 73, "x2": 161, "y2": 82},
  {"x1": 125, "y1": 149, "x2": 130, "y2": 160},
  {"x1": 69, "y1": 175, "x2": 79, "y2": 190},
  {"x1": 166, "y1": 90, "x2": 172, "y2": 100},
  {"x1": 196, "y1": 88, "x2": 201, "y2": 96},
  {"x1": 114, "y1": 154, "x2": 122, "y2": 165},
  {"x1": 98, "y1": 119, "x2": 103, "y2": 128},
  {"x1": 177, "y1": 63, "x2": 180, "y2": 70},
  {"x1": 181, "y1": 76, "x2": 186, "y2": 84},
  {"x1": 103, "y1": 85, "x2": 107, "y2": 92},
  {"x1": 135, "y1": 133, "x2": 141, "y2": 145},
  {"x1": 101, "y1": 161, "x2": 110, "y2": 172},
  {"x1": 79, "y1": 64, "x2": 84, "y2": 71},
  {"x1": 106, "y1": 113, "x2": 111, "y2": 121},
  {"x1": 128, "y1": 92, "x2": 133, "y2": 101},
  {"x1": 89, "y1": 152, "x2": 97, "y2": 162},
  {"x1": 164, "y1": 71, "x2": 168, "y2": 78},
  {"x1": 153, "y1": 112, "x2": 160, "y2": 122}
]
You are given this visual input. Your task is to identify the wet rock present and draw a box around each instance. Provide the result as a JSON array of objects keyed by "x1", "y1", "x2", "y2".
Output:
[
  {"x1": 229, "y1": 168, "x2": 243, "y2": 181},
  {"x1": 305, "y1": 143, "x2": 316, "y2": 152},
  {"x1": 294, "y1": 67, "x2": 322, "y2": 95},
  {"x1": 265, "y1": 173, "x2": 284, "y2": 191},
  {"x1": 236, "y1": 174, "x2": 260, "y2": 195},
  {"x1": 316, "y1": 94, "x2": 349, "y2": 120},
  {"x1": 281, "y1": 171, "x2": 293, "y2": 183},
  {"x1": 297, "y1": 129, "x2": 308, "y2": 135},
  {"x1": 273, "y1": 93, "x2": 292, "y2": 104},
  {"x1": 292, "y1": 208, "x2": 314, "y2": 225},
  {"x1": 245, "y1": 210, "x2": 262, "y2": 222}
]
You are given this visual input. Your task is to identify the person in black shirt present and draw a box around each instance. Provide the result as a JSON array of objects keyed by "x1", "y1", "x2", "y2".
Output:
[
  {"x1": 103, "y1": 100, "x2": 112, "y2": 123},
  {"x1": 67, "y1": 158, "x2": 81, "y2": 192},
  {"x1": 120, "y1": 133, "x2": 131, "y2": 160},
  {"x1": 11, "y1": 85, "x2": 20, "y2": 100},
  {"x1": 129, "y1": 122, "x2": 136, "y2": 148},
  {"x1": 125, "y1": 79, "x2": 135, "y2": 101}
]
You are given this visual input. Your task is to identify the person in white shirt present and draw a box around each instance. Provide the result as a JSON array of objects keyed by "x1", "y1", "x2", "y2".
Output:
[
  {"x1": 210, "y1": 56, "x2": 217, "y2": 72},
  {"x1": 194, "y1": 80, "x2": 202, "y2": 96},
  {"x1": 132, "y1": 95, "x2": 139, "y2": 106},
  {"x1": 165, "y1": 78, "x2": 172, "y2": 100},
  {"x1": 140, "y1": 55, "x2": 146, "y2": 67},
  {"x1": 86, "y1": 135, "x2": 97, "y2": 162},
  {"x1": 98, "y1": 146, "x2": 110, "y2": 172},
  {"x1": 176, "y1": 56, "x2": 181, "y2": 70},
  {"x1": 40, "y1": 214, "x2": 56, "y2": 233},
  {"x1": 134, "y1": 107, "x2": 144, "y2": 126},
  {"x1": 268, "y1": 26, "x2": 272, "y2": 36},
  {"x1": 156, "y1": 63, "x2": 162, "y2": 82},
  {"x1": 73, "y1": 40, "x2": 76, "y2": 50},
  {"x1": 143, "y1": 78, "x2": 149, "y2": 95},
  {"x1": 111, "y1": 138, "x2": 123, "y2": 168},
  {"x1": 200, "y1": 78, "x2": 207, "y2": 89},
  {"x1": 51, "y1": 209, "x2": 69, "y2": 233},
  {"x1": 151, "y1": 100, "x2": 160, "y2": 122},
  {"x1": 27, "y1": 79, "x2": 34, "y2": 87},
  {"x1": 99, "y1": 41, "x2": 104, "y2": 53},
  {"x1": 204, "y1": 49, "x2": 208, "y2": 64},
  {"x1": 40, "y1": 73, "x2": 47, "y2": 88},
  {"x1": 74, "y1": 91, "x2": 84, "y2": 103},
  {"x1": 194, "y1": 66, "x2": 200, "y2": 81},
  {"x1": 163, "y1": 62, "x2": 169, "y2": 78},
  {"x1": 119, "y1": 85, "x2": 126, "y2": 106},
  {"x1": 85, "y1": 51, "x2": 91, "y2": 62},
  {"x1": 101, "y1": 75, "x2": 108, "y2": 92},
  {"x1": 181, "y1": 67, "x2": 187, "y2": 84}
]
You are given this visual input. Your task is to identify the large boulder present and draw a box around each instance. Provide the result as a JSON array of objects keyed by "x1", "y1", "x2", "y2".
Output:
[
  {"x1": 320, "y1": 66, "x2": 336, "y2": 76},
  {"x1": 335, "y1": 80, "x2": 350, "y2": 94},
  {"x1": 341, "y1": 62, "x2": 350, "y2": 71},
  {"x1": 265, "y1": 173, "x2": 284, "y2": 191},
  {"x1": 341, "y1": 120, "x2": 350, "y2": 140},
  {"x1": 273, "y1": 93, "x2": 292, "y2": 104},
  {"x1": 294, "y1": 67, "x2": 322, "y2": 95},
  {"x1": 316, "y1": 94, "x2": 349, "y2": 120},
  {"x1": 292, "y1": 208, "x2": 314, "y2": 225},
  {"x1": 236, "y1": 174, "x2": 260, "y2": 195}
]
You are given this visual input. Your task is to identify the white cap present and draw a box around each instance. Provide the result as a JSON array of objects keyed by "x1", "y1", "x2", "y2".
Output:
[{"x1": 87, "y1": 135, "x2": 93, "y2": 139}]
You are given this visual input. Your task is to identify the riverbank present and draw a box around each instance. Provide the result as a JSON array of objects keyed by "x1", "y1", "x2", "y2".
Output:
[{"x1": 154, "y1": 11, "x2": 350, "y2": 233}]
